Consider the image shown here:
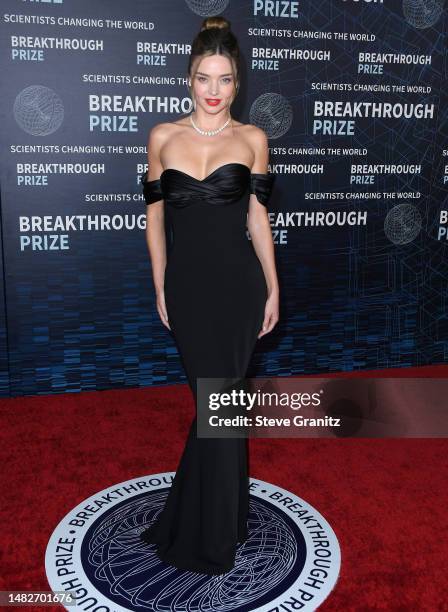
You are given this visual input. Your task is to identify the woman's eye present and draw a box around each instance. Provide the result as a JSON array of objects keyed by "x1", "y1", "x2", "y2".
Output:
[{"x1": 196, "y1": 76, "x2": 232, "y2": 84}]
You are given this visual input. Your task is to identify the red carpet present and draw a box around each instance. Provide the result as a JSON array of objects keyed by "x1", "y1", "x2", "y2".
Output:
[{"x1": 1, "y1": 366, "x2": 447, "y2": 610}]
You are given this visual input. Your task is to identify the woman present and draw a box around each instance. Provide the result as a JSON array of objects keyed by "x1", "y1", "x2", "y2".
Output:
[{"x1": 140, "y1": 15, "x2": 279, "y2": 575}]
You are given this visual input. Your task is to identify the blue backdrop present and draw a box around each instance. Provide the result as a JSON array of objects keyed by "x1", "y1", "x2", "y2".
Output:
[{"x1": 0, "y1": 0, "x2": 446, "y2": 397}]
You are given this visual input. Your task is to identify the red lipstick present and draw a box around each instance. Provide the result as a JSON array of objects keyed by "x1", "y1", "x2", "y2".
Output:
[{"x1": 205, "y1": 99, "x2": 221, "y2": 106}]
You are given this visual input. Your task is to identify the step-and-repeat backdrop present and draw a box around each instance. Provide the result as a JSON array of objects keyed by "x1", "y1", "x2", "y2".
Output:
[{"x1": 0, "y1": 0, "x2": 446, "y2": 397}]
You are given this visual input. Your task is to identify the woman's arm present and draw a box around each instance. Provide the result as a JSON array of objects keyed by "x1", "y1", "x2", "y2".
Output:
[
  {"x1": 247, "y1": 127, "x2": 279, "y2": 338},
  {"x1": 145, "y1": 124, "x2": 170, "y2": 329}
]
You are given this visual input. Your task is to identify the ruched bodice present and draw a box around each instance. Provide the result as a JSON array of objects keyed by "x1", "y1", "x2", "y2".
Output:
[
  {"x1": 139, "y1": 160, "x2": 275, "y2": 576},
  {"x1": 141, "y1": 162, "x2": 275, "y2": 207}
]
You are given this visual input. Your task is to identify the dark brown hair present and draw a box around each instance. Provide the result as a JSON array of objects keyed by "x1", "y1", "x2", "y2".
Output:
[{"x1": 188, "y1": 16, "x2": 240, "y2": 103}]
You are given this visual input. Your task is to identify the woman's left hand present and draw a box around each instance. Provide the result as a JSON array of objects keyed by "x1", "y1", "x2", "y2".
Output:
[{"x1": 258, "y1": 290, "x2": 279, "y2": 338}]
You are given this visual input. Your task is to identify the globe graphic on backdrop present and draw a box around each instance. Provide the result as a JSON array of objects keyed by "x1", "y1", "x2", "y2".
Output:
[
  {"x1": 250, "y1": 93, "x2": 293, "y2": 140},
  {"x1": 185, "y1": 0, "x2": 230, "y2": 16},
  {"x1": 13, "y1": 85, "x2": 64, "y2": 136},
  {"x1": 384, "y1": 203, "x2": 422, "y2": 244},
  {"x1": 402, "y1": 0, "x2": 445, "y2": 29}
]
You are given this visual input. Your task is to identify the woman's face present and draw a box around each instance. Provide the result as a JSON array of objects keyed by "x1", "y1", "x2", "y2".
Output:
[{"x1": 190, "y1": 54, "x2": 237, "y2": 113}]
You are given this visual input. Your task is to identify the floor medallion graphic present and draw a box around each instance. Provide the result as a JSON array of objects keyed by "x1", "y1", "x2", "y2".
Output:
[{"x1": 45, "y1": 475, "x2": 341, "y2": 611}]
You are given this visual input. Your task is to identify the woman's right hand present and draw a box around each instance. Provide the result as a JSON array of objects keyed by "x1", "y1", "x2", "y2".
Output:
[{"x1": 156, "y1": 290, "x2": 171, "y2": 330}]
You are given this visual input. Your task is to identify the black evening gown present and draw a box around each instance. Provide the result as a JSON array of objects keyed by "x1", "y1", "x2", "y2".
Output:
[{"x1": 140, "y1": 162, "x2": 275, "y2": 575}]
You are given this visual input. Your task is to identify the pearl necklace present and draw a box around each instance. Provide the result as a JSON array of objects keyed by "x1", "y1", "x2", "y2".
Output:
[{"x1": 189, "y1": 113, "x2": 231, "y2": 136}]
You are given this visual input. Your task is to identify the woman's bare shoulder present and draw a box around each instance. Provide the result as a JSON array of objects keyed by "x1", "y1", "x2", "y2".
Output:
[
  {"x1": 240, "y1": 123, "x2": 268, "y2": 152},
  {"x1": 147, "y1": 120, "x2": 187, "y2": 150},
  {"x1": 243, "y1": 122, "x2": 267, "y2": 137},
  {"x1": 148, "y1": 120, "x2": 184, "y2": 136}
]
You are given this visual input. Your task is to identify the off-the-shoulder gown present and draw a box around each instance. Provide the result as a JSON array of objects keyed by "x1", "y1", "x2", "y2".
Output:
[{"x1": 140, "y1": 161, "x2": 275, "y2": 575}]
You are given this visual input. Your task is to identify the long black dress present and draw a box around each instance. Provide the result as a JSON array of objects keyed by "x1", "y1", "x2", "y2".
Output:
[{"x1": 140, "y1": 161, "x2": 275, "y2": 575}]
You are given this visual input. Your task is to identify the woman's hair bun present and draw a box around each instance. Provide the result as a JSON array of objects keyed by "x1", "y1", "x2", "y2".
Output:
[{"x1": 200, "y1": 16, "x2": 231, "y2": 32}]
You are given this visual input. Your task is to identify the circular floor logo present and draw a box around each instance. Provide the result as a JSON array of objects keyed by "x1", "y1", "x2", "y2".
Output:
[{"x1": 45, "y1": 475, "x2": 341, "y2": 611}]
